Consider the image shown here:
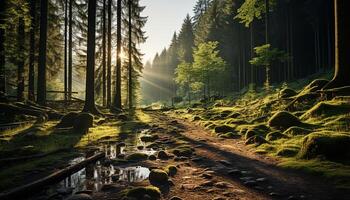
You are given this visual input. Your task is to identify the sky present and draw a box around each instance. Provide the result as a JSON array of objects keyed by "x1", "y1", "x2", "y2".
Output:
[{"x1": 140, "y1": 0, "x2": 197, "y2": 63}]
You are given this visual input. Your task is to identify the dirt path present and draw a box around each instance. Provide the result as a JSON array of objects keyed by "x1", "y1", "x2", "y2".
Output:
[{"x1": 143, "y1": 110, "x2": 348, "y2": 200}]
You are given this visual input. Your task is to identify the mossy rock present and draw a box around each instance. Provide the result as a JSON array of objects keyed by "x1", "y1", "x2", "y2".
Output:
[
  {"x1": 226, "y1": 119, "x2": 248, "y2": 125},
  {"x1": 244, "y1": 129, "x2": 261, "y2": 140},
  {"x1": 192, "y1": 116, "x2": 201, "y2": 121},
  {"x1": 164, "y1": 165, "x2": 177, "y2": 177},
  {"x1": 57, "y1": 112, "x2": 79, "y2": 128},
  {"x1": 126, "y1": 186, "x2": 161, "y2": 200},
  {"x1": 283, "y1": 126, "x2": 312, "y2": 136},
  {"x1": 268, "y1": 111, "x2": 301, "y2": 129},
  {"x1": 214, "y1": 125, "x2": 235, "y2": 134},
  {"x1": 140, "y1": 135, "x2": 159, "y2": 142},
  {"x1": 126, "y1": 153, "x2": 149, "y2": 161},
  {"x1": 245, "y1": 136, "x2": 267, "y2": 146},
  {"x1": 299, "y1": 132, "x2": 350, "y2": 160},
  {"x1": 157, "y1": 150, "x2": 169, "y2": 160},
  {"x1": 280, "y1": 88, "x2": 297, "y2": 98},
  {"x1": 277, "y1": 148, "x2": 298, "y2": 157},
  {"x1": 301, "y1": 101, "x2": 350, "y2": 119},
  {"x1": 149, "y1": 169, "x2": 169, "y2": 185},
  {"x1": 73, "y1": 112, "x2": 94, "y2": 133},
  {"x1": 266, "y1": 131, "x2": 287, "y2": 141},
  {"x1": 172, "y1": 146, "x2": 194, "y2": 157},
  {"x1": 219, "y1": 132, "x2": 239, "y2": 139}
]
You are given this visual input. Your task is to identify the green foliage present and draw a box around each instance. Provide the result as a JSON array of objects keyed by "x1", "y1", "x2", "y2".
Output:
[{"x1": 235, "y1": 0, "x2": 275, "y2": 27}]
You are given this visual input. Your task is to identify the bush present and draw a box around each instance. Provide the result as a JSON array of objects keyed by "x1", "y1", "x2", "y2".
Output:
[
  {"x1": 299, "y1": 132, "x2": 350, "y2": 160},
  {"x1": 268, "y1": 111, "x2": 301, "y2": 129},
  {"x1": 73, "y1": 112, "x2": 94, "y2": 133}
]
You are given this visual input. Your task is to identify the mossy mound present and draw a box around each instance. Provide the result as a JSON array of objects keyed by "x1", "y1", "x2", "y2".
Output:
[
  {"x1": 283, "y1": 126, "x2": 312, "y2": 136},
  {"x1": 299, "y1": 132, "x2": 350, "y2": 160},
  {"x1": 280, "y1": 88, "x2": 297, "y2": 98},
  {"x1": 126, "y1": 153, "x2": 149, "y2": 161},
  {"x1": 219, "y1": 132, "x2": 239, "y2": 139},
  {"x1": 244, "y1": 129, "x2": 261, "y2": 140},
  {"x1": 245, "y1": 136, "x2": 267, "y2": 146},
  {"x1": 140, "y1": 135, "x2": 159, "y2": 142},
  {"x1": 268, "y1": 111, "x2": 302, "y2": 129},
  {"x1": 149, "y1": 169, "x2": 169, "y2": 185},
  {"x1": 277, "y1": 148, "x2": 298, "y2": 157},
  {"x1": 301, "y1": 101, "x2": 350, "y2": 119},
  {"x1": 172, "y1": 146, "x2": 194, "y2": 157},
  {"x1": 57, "y1": 112, "x2": 79, "y2": 128},
  {"x1": 214, "y1": 125, "x2": 235, "y2": 134},
  {"x1": 73, "y1": 112, "x2": 94, "y2": 133},
  {"x1": 126, "y1": 186, "x2": 161, "y2": 200},
  {"x1": 266, "y1": 131, "x2": 287, "y2": 141},
  {"x1": 164, "y1": 165, "x2": 177, "y2": 177}
]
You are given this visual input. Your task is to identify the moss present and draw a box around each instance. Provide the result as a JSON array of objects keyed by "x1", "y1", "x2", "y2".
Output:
[
  {"x1": 219, "y1": 132, "x2": 239, "y2": 139},
  {"x1": 126, "y1": 186, "x2": 161, "y2": 200},
  {"x1": 268, "y1": 111, "x2": 302, "y2": 129},
  {"x1": 149, "y1": 169, "x2": 169, "y2": 185},
  {"x1": 283, "y1": 126, "x2": 312, "y2": 136},
  {"x1": 214, "y1": 125, "x2": 235, "y2": 134},
  {"x1": 266, "y1": 131, "x2": 286, "y2": 141},
  {"x1": 280, "y1": 88, "x2": 297, "y2": 98},
  {"x1": 299, "y1": 132, "x2": 350, "y2": 160},
  {"x1": 245, "y1": 136, "x2": 267, "y2": 146},
  {"x1": 244, "y1": 129, "x2": 261, "y2": 140},
  {"x1": 277, "y1": 148, "x2": 298, "y2": 157},
  {"x1": 126, "y1": 152, "x2": 149, "y2": 161},
  {"x1": 301, "y1": 101, "x2": 350, "y2": 119},
  {"x1": 172, "y1": 145, "x2": 194, "y2": 157},
  {"x1": 164, "y1": 165, "x2": 177, "y2": 177}
]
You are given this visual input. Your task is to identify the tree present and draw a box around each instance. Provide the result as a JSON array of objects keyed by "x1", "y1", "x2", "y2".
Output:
[
  {"x1": 17, "y1": 16, "x2": 25, "y2": 101},
  {"x1": 37, "y1": 0, "x2": 48, "y2": 105},
  {"x1": 107, "y1": 0, "x2": 112, "y2": 107},
  {"x1": 83, "y1": 0, "x2": 98, "y2": 114},
  {"x1": 102, "y1": 0, "x2": 107, "y2": 106},
  {"x1": 323, "y1": 0, "x2": 350, "y2": 89},
  {"x1": 175, "y1": 62, "x2": 193, "y2": 105},
  {"x1": 178, "y1": 15, "x2": 195, "y2": 63},
  {"x1": 127, "y1": 0, "x2": 132, "y2": 109},
  {"x1": 113, "y1": 0, "x2": 122, "y2": 111},
  {"x1": 249, "y1": 44, "x2": 287, "y2": 89},
  {"x1": 28, "y1": 0, "x2": 36, "y2": 101},
  {"x1": 68, "y1": 0, "x2": 73, "y2": 100},
  {"x1": 192, "y1": 41, "x2": 226, "y2": 98}
]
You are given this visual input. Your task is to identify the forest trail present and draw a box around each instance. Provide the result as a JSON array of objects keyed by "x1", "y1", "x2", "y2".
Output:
[{"x1": 121, "y1": 110, "x2": 348, "y2": 200}]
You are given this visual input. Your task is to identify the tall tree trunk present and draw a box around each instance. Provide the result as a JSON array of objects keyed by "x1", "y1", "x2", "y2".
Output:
[
  {"x1": 102, "y1": 0, "x2": 107, "y2": 107},
  {"x1": 0, "y1": 0, "x2": 6, "y2": 94},
  {"x1": 68, "y1": 0, "x2": 73, "y2": 100},
  {"x1": 28, "y1": 0, "x2": 36, "y2": 101},
  {"x1": 324, "y1": 0, "x2": 350, "y2": 89},
  {"x1": 264, "y1": 0, "x2": 270, "y2": 89},
  {"x1": 128, "y1": 0, "x2": 132, "y2": 109},
  {"x1": 113, "y1": 0, "x2": 122, "y2": 111},
  {"x1": 37, "y1": 0, "x2": 48, "y2": 105},
  {"x1": 17, "y1": 17, "x2": 25, "y2": 102},
  {"x1": 83, "y1": 0, "x2": 98, "y2": 114},
  {"x1": 250, "y1": 23, "x2": 255, "y2": 87},
  {"x1": 107, "y1": 0, "x2": 112, "y2": 108},
  {"x1": 64, "y1": 0, "x2": 68, "y2": 102}
]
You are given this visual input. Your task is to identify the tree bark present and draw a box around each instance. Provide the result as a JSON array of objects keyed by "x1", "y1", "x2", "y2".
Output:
[
  {"x1": 68, "y1": 0, "x2": 73, "y2": 100},
  {"x1": 28, "y1": 0, "x2": 36, "y2": 101},
  {"x1": 37, "y1": 0, "x2": 48, "y2": 105},
  {"x1": 323, "y1": 0, "x2": 350, "y2": 89},
  {"x1": 83, "y1": 0, "x2": 98, "y2": 114},
  {"x1": 102, "y1": 0, "x2": 107, "y2": 107},
  {"x1": 0, "y1": 0, "x2": 6, "y2": 94},
  {"x1": 128, "y1": 0, "x2": 133, "y2": 109},
  {"x1": 113, "y1": 0, "x2": 122, "y2": 111},
  {"x1": 64, "y1": 0, "x2": 68, "y2": 101},
  {"x1": 17, "y1": 17, "x2": 25, "y2": 102},
  {"x1": 107, "y1": 0, "x2": 112, "y2": 108}
]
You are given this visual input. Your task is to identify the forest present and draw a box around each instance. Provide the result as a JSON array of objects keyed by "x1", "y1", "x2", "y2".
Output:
[{"x1": 0, "y1": 0, "x2": 349, "y2": 199}]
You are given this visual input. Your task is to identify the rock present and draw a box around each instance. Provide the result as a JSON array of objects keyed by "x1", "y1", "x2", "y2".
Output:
[
  {"x1": 172, "y1": 146, "x2": 194, "y2": 157},
  {"x1": 299, "y1": 132, "x2": 350, "y2": 159},
  {"x1": 126, "y1": 186, "x2": 161, "y2": 200},
  {"x1": 192, "y1": 116, "x2": 201, "y2": 121},
  {"x1": 149, "y1": 169, "x2": 169, "y2": 185},
  {"x1": 148, "y1": 155, "x2": 157, "y2": 160},
  {"x1": 280, "y1": 88, "x2": 297, "y2": 98},
  {"x1": 244, "y1": 129, "x2": 261, "y2": 140},
  {"x1": 66, "y1": 194, "x2": 92, "y2": 200},
  {"x1": 245, "y1": 136, "x2": 267, "y2": 146},
  {"x1": 170, "y1": 197, "x2": 183, "y2": 200},
  {"x1": 126, "y1": 153, "x2": 148, "y2": 161},
  {"x1": 157, "y1": 150, "x2": 169, "y2": 160},
  {"x1": 268, "y1": 111, "x2": 302, "y2": 129},
  {"x1": 140, "y1": 135, "x2": 159, "y2": 142},
  {"x1": 73, "y1": 113, "x2": 94, "y2": 133},
  {"x1": 266, "y1": 131, "x2": 286, "y2": 141},
  {"x1": 164, "y1": 165, "x2": 177, "y2": 177},
  {"x1": 214, "y1": 125, "x2": 235, "y2": 134},
  {"x1": 58, "y1": 112, "x2": 79, "y2": 128}
]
